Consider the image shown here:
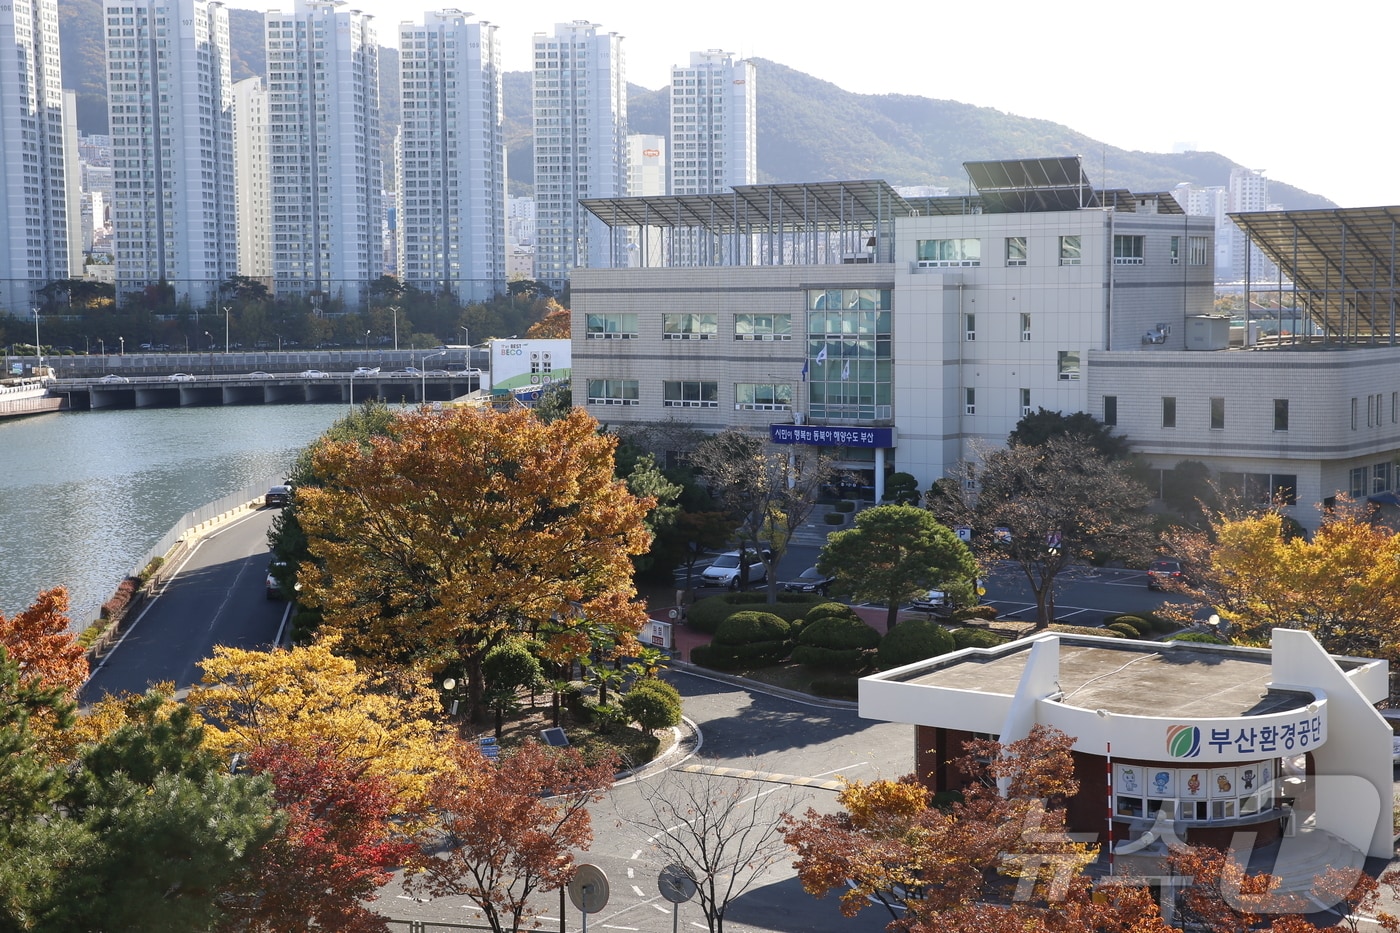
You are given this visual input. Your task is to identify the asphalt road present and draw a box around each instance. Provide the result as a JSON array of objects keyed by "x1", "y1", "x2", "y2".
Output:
[{"x1": 81, "y1": 507, "x2": 288, "y2": 702}]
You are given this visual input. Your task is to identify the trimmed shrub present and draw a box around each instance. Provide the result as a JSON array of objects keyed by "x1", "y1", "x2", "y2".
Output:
[
  {"x1": 881, "y1": 472, "x2": 922, "y2": 506},
  {"x1": 100, "y1": 577, "x2": 140, "y2": 620},
  {"x1": 713, "y1": 611, "x2": 792, "y2": 667},
  {"x1": 1104, "y1": 615, "x2": 1149, "y2": 636},
  {"x1": 951, "y1": 604, "x2": 998, "y2": 622},
  {"x1": 621, "y1": 679, "x2": 683, "y2": 732},
  {"x1": 1106, "y1": 622, "x2": 1143, "y2": 639},
  {"x1": 823, "y1": 513, "x2": 846, "y2": 525},
  {"x1": 809, "y1": 676, "x2": 860, "y2": 700},
  {"x1": 1049, "y1": 623, "x2": 1123, "y2": 638},
  {"x1": 793, "y1": 611, "x2": 880, "y2": 672},
  {"x1": 802, "y1": 602, "x2": 862, "y2": 627},
  {"x1": 951, "y1": 627, "x2": 1007, "y2": 650},
  {"x1": 686, "y1": 592, "x2": 826, "y2": 634},
  {"x1": 878, "y1": 618, "x2": 955, "y2": 670},
  {"x1": 834, "y1": 499, "x2": 857, "y2": 513},
  {"x1": 1144, "y1": 613, "x2": 1180, "y2": 634},
  {"x1": 1168, "y1": 631, "x2": 1229, "y2": 645}
]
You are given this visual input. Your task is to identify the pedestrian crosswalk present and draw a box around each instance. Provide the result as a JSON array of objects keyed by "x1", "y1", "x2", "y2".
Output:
[{"x1": 677, "y1": 763, "x2": 846, "y2": 791}]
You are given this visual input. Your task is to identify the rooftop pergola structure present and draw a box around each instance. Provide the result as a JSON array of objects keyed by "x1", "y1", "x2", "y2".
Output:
[{"x1": 1232, "y1": 207, "x2": 1400, "y2": 346}]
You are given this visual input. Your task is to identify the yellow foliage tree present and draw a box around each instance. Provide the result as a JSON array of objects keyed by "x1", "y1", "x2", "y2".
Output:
[
  {"x1": 1171, "y1": 507, "x2": 1400, "y2": 660},
  {"x1": 524, "y1": 300, "x2": 570, "y2": 338},
  {"x1": 293, "y1": 406, "x2": 653, "y2": 722},
  {"x1": 191, "y1": 637, "x2": 448, "y2": 809}
]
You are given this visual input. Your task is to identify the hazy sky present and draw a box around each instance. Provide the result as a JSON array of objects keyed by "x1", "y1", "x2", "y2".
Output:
[{"x1": 239, "y1": 0, "x2": 1397, "y2": 208}]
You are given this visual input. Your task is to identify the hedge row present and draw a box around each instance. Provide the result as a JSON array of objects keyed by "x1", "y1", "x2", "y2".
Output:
[
  {"x1": 100, "y1": 577, "x2": 140, "y2": 620},
  {"x1": 686, "y1": 592, "x2": 828, "y2": 634}
]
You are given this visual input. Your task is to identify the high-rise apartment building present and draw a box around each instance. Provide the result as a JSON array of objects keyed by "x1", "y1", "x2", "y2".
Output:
[
  {"x1": 265, "y1": 0, "x2": 381, "y2": 306},
  {"x1": 104, "y1": 0, "x2": 236, "y2": 306},
  {"x1": 0, "y1": 0, "x2": 69, "y2": 312},
  {"x1": 669, "y1": 50, "x2": 755, "y2": 196},
  {"x1": 232, "y1": 76, "x2": 272, "y2": 283},
  {"x1": 397, "y1": 11, "x2": 505, "y2": 303},
  {"x1": 532, "y1": 21, "x2": 627, "y2": 294},
  {"x1": 1228, "y1": 167, "x2": 1279, "y2": 283}
]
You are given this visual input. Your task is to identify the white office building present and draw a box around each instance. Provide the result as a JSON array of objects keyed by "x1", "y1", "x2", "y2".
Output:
[
  {"x1": 232, "y1": 76, "x2": 272, "y2": 283},
  {"x1": 265, "y1": 0, "x2": 381, "y2": 306},
  {"x1": 104, "y1": 0, "x2": 236, "y2": 306},
  {"x1": 1227, "y1": 167, "x2": 1280, "y2": 284},
  {"x1": 568, "y1": 158, "x2": 1400, "y2": 530},
  {"x1": 0, "y1": 0, "x2": 69, "y2": 312},
  {"x1": 397, "y1": 10, "x2": 505, "y2": 303},
  {"x1": 669, "y1": 50, "x2": 755, "y2": 197},
  {"x1": 531, "y1": 21, "x2": 627, "y2": 294}
]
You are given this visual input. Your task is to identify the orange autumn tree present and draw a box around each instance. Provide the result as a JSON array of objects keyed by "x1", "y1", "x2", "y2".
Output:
[
  {"x1": 784, "y1": 726, "x2": 1173, "y2": 933},
  {"x1": 524, "y1": 300, "x2": 570, "y2": 338},
  {"x1": 0, "y1": 586, "x2": 87, "y2": 698},
  {"x1": 295, "y1": 406, "x2": 653, "y2": 721}
]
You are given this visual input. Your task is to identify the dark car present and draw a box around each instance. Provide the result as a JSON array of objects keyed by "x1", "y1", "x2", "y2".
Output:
[
  {"x1": 1146, "y1": 559, "x2": 1186, "y2": 590},
  {"x1": 781, "y1": 566, "x2": 835, "y2": 596},
  {"x1": 264, "y1": 484, "x2": 291, "y2": 508}
]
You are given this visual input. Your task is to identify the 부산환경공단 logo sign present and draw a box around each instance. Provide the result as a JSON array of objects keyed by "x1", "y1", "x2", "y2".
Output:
[{"x1": 1167, "y1": 724, "x2": 1201, "y2": 758}]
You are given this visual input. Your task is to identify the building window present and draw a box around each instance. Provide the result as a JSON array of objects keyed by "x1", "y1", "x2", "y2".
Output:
[
  {"x1": 917, "y1": 237, "x2": 981, "y2": 267},
  {"x1": 1375, "y1": 462, "x2": 1393, "y2": 494},
  {"x1": 965, "y1": 313, "x2": 976, "y2": 341},
  {"x1": 734, "y1": 313, "x2": 791, "y2": 340},
  {"x1": 1352, "y1": 397, "x2": 1358, "y2": 430},
  {"x1": 663, "y1": 313, "x2": 716, "y2": 339},
  {"x1": 585, "y1": 312, "x2": 637, "y2": 339},
  {"x1": 1162, "y1": 397, "x2": 1176, "y2": 428},
  {"x1": 1225, "y1": 473, "x2": 1299, "y2": 506},
  {"x1": 586, "y1": 378, "x2": 638, "y2": 405},
  {"x1": 1210, "y1": 397, "x2": 1225, "y2": 430},
  {"x1": 1189, "y1": 235, "x2": 1210, "y2": 266},
  {"x1": 1112, "y1": 234, "x2": 1145, "y2": 265},
  {"x1": 663, "y1": 380, "x2": 718, "y2": 408},
  {"x1": 1020, "y1": 388, "x2": 1031, "y2": 417},
  {"x1": 735, "y1": 382, "x2": 791, "y2": 410},
  {"x1": 1104, "y1": 395, "x2": 1117, "y2": 426},
  {"x1": 1059, "y1": 235, "x2": 1081, "y2": 266},
  {"x1": 806, "y1": 288, "x2": 892, "y2": 423},
  {"x1": 1274, "y1": 399, "x2": 1289, "y2": 432},
  {"x1": 1006, "y1": 236, "x2": 1027, "y2": 266},
  {"x1": 1114, "y1": 760, "x2": 1280, "y2": 824},
  {"x1": 1057, "y1": 350, "x2": 1080, "y2": 380},
  {"x1": 964, "y1": 387, "x2": 975, "y2": 415},
  {"x1": 1351, "y1": 467, "x2": 1368, "y2": 498},
  {"x1": 1169, "y1": 236, "x2": 1181, "y2": 265}
]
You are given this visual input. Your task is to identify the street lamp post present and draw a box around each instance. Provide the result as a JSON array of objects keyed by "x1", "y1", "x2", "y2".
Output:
[
  {"x1": 222, "y1": 306, "x2": 231, "y2": 353},
  {"x1": 204, "y1": 330, "x2": 214, "y2": 375},
  {"x1": 97, "y1": 338, "x2": 105, "y2": 361},
  {"x1": 364, "y1": 329, "x2": 370, "y2": 354},
  {"x1": 423, "y1": 349, "x2": 446, "y2": 403},
  {"x1": 32, "y1": 308, "x2": 41, "y2": 369},
  {"x1": 119, "y1": 336, "x2": 124, "y2": 356},
  {"x1": 391, "y1": 306, "x2": 399, "y2": 350}
]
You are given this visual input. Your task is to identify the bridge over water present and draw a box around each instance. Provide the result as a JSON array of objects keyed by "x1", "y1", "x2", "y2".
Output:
[{"x1": 54, "y1": 369, "x2": 484, "y2": 410}]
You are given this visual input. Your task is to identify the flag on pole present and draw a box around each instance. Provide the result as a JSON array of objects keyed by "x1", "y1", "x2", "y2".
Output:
[
  {"x1": 800, "y1": 360, "x2": 809, "y2": 382},
  {"x1": 841, "y1": 360, "x2": 850, "y2": 381},
  {"x1": 815, "y1": 345, "x2": 827, "y2": 365}
]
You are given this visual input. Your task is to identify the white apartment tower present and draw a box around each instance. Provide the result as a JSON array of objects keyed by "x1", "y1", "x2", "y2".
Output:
[
  {"x1": 265, "y1": 0, "x2": 381, "y2": 306},
  {"x1": 397, "y1": 11, "x2": 505, "y2": 303},
  {"x1": 1228, "y1": 167, "x2": 1279, "y2": 283},
  {"x1": 0, "y1": 0, "x2": 69, "y2": 312},
  {"x1": 669, "y1": 50, "x2": 756, "y2": 196},
  {"x1": 104, "y1": 0, "x2": 236, "y2": 306},
  {"x1": 232, "y1": 76, "x2": 272, "y2": 283},
  {"x1": 532, "y1": 21, "x2": 627, "y2": 293}
]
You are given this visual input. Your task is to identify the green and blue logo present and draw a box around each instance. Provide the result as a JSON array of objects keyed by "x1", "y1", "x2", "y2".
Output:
[{"x1": 1166, "y1": 724, "x2": 1201, "y2": 758}]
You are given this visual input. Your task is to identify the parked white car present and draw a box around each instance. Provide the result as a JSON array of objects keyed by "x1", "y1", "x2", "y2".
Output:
[{"x1": 700, "y1": 548, "x2": 772, "y2": 589}]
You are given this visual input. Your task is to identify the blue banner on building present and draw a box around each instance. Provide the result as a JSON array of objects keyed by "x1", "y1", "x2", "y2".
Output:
[{"x1": 769, "y1": 424, "x2": 894, "y2": 448}]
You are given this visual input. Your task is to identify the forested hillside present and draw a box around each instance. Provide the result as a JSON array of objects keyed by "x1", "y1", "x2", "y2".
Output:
[{"x1": 57, "y1": 0, "x2": 1334, "y2": 209}]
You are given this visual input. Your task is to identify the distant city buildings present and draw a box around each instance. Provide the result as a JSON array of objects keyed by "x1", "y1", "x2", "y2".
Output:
[
  {"x1": 669, "y1": 50, "x2": 755, "y2": 197},
  {"x1": 232, "y1": 76, "x2": 271, "y2": 283},
  {"x1": 1175, "y1": 168, "x2": 1281, "y2": 285},
  {"x1": 264, "y1": 0, "x2": 381, "y2": 306},
  {"x1": 103, "y1": 0, "x2": 237, "y2": 306},
  {"x1": 531, "y1": 21, "x2": 627, "y2": 293},
  {"x1": 397, "y1": 10, "x2": 505, "y2": 303},
  {"x1": 0, "y1": 0, "x2": 70, "y2": 312}
]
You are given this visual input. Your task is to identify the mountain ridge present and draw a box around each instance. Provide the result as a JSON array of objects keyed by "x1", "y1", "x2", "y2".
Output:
[{"x1": 56, "y1": 0, "x2": 1335, "y2": 210}]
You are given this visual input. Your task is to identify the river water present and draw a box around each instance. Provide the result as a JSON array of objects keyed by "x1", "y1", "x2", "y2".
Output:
[{"x1": 0, "y1": 404, "x2": 350, "y2": 624}]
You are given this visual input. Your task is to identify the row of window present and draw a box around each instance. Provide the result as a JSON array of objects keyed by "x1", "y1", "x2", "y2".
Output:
[
  {"x1": 916, "y1": 235, "x2": 1209, "y2": 268},
  {"x1": 1105, "y1": 395, "x2": 1290, "y2": 433},
  {"x1": 586, "y1": 379, "x2": 792, "y2": 410}
]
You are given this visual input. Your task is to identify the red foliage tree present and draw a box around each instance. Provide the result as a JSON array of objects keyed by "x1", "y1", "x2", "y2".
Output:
[
  {"x1": 407, "y1": 739, "x2": 617, "y2": 933},
  {"x1": 0, "y1": 586, "x2": 87, "y2": 698},
  {"x1": 222, "y1": 740, "x2": 416, "y2": 932}
]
